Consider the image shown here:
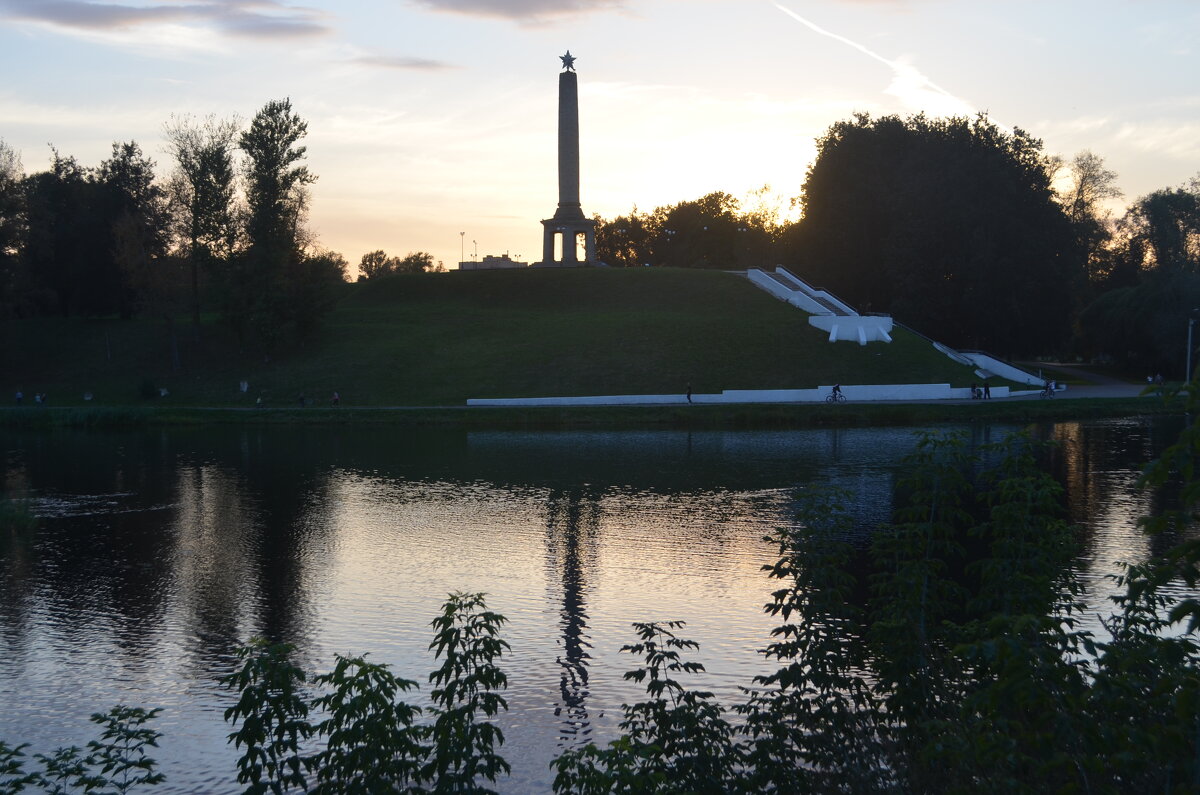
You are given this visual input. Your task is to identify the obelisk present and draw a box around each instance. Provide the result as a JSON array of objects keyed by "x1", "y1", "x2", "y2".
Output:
[{"x1": 537, "y1": 51, "x2": 598, "y2": 267}]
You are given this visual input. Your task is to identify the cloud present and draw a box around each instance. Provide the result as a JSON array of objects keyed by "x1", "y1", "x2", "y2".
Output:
[
  {"x1": 1114, "y1": 120, "x2": 1200, "y2": 162},
  {"x1": 0, "y1": 0, "x2": 332, "y2": 40},
  {"x1": 772, "y1": 2, "x2": 976, "y2": 118},
  {"x1": 1036, "y1": 113, "x2": 1200, "y2": 163},
  {"x1": 349, "y1": 54, "x2": 457, "y2": 71},
  {"x1": 409, "y1": 0, "x2": 626, "y2": 25}
]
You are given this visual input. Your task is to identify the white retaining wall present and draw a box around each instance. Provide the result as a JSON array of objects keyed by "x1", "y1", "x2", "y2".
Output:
[{"x1": 467, "y1": 383, "x2": 1012, "y2": 407}]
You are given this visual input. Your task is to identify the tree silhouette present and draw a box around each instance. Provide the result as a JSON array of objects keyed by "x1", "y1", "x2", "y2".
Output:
[{"x1": 789, "y1": 112, "x2": 1083, "y2": 355}]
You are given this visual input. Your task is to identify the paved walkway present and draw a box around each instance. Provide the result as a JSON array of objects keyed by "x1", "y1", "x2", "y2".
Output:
[
  {"x1": 1016, "y1": 361, "x2": 1145, "y2": 386},
  {"x1": 1009, "y1": 362, "x2": 1151, "y2": 400},
  {"x1": 1040, "y1": 383, "x2": 1148, "y2": 399},
  {"x1": 819, "y1": 382, "x2": 1148, "y2": 407}
]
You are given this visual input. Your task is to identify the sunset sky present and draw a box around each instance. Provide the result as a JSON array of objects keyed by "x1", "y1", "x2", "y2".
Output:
[{"x1": 1, "y1": 0, "x2": 1197, "y2": 273}]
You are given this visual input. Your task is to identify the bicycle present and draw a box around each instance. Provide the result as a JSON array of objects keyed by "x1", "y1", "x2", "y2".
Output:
[
  {"x1": 826, "y1": 392, "x2": 847, "y2": 403},
  {"x1": 1039, "y1": 384, "x2": 1055, "y2": 399}
]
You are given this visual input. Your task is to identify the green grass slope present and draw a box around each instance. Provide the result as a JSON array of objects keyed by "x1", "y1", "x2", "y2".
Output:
[{"x1": 2, "y1": 268, "x2": 990, "y2": 407}]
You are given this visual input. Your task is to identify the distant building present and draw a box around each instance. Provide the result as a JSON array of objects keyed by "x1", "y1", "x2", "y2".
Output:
[{"x1": 458, "y1": 254, "x2": 529, "y2": 271}]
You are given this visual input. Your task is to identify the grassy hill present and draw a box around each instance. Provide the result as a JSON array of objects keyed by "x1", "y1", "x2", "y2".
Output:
[{"x1": 2, "y1": 268, "x2": 990, "y2": 407}]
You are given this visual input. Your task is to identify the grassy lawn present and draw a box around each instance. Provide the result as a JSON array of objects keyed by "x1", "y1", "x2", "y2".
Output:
[{"x1": 2, "y1": 267, "x2": 1009, "y2": 408}]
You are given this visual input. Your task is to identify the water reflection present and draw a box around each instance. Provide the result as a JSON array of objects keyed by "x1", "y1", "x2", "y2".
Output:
[
  {"x1": 544, "y1": 487, "x2": 601, "y2": 745},
  {"x1": 1041, "y1": 416, "x2": 1192, "y2": 633},
  {"x1": 169, "y1": 464, "x2": 258, "y2": 673},
  {"x1": 0, "y1": 418, "x2": 1192, "y2": 793}
]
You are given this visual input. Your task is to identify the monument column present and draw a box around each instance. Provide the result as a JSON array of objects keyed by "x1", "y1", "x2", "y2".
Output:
[
  {"x1": 536, "y1": 51, "x2": 599, "y2": 267},
  {"x1": 558, "y1": 69, "x2": 581, "y2": 219}
]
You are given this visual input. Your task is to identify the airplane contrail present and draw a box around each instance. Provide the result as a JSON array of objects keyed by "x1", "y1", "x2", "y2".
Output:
[{"x1": 772, "y1": 2, "x2": 976, "y2": 117}]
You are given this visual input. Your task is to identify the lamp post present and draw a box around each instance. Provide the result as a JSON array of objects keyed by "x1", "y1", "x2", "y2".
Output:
[
  {"x1": 1188, "y1": 309, "x2": 1200, "y2": 384},
  {"x1": 460, "y1": 232, "x2": 465, "y2": 266}
]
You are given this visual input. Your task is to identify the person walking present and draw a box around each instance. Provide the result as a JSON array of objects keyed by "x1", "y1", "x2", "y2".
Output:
[{"x1": 686, "y1": 383, "x2": 692, "y2": 404}]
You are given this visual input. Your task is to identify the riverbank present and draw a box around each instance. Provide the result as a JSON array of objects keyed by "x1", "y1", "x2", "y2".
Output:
[{"x1": 0, "y1": 392, "x2": 1170, "y2": 431}]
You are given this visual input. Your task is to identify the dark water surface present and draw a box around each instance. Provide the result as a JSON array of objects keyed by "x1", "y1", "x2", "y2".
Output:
[{"x1": 0, "y1": 418, "x2": 1189, "y2": 792}]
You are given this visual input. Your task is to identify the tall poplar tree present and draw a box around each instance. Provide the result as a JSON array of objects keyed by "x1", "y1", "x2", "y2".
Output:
[{"x1": 233, "y1": 98, "x2": 317, "y2": 350}]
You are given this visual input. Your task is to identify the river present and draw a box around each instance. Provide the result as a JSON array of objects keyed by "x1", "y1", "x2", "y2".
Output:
[{"x1": 0, "y1": 417, "x2": 1190, "y2": 792}]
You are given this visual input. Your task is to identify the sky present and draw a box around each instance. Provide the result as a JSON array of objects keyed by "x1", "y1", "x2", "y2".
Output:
[{"x1": 1, "y1": 0, "x2": 1198, "y2": 275}]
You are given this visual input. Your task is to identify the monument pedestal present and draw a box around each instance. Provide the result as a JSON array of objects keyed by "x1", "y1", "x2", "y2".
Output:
[{"x1": 535, "y1": 215, "x2": 598, "y2": 267}]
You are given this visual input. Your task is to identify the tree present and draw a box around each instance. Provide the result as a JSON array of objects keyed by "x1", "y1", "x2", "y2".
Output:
[
  {"x1": 164, "y1": 114, "x2": 240, "y2": 329},
  {"x1": 654, "y1": 191, "x2": 742, "y2": 270},
  {"x1": 394, "y1": 251, "x2": 434, "y2": 274},
  {"x1": 1058, "y1": 150, "x2": 1122, "y2": 288},
  {"x1": 99, "y1": 141, "x2": 168, "y2": 319},
  {"x1": 357, "y1": 250, "x2": 442, "y2": 279},
  {"x1": 594, "y1": 190, "x2": 779, "y2": 270},
  {"x1": 1076, "y1": 179, "x2": 1200, "y2": 371},
  {"x1": 22, "y1": 149, "x2": 104, "y2": 316},
  {"x1": 19, "y1": 143, "x2": 167, "y2": 320},
  {"x1": 594, "y1": 208, "x2": 654, "y2": 268},
  {"x1": 292, "y1": 250, "x2": 348, "y2": 337},
  {"x1": 0, "y1": 140, "x2": 25, "y2": 317},
  {"x1": 241, "y1": 98, "x2": 313, "y2": 257},
  {"x1": 790, "y1": 112, "x2": 1083, "y2": 355},
  {"x1": 121, "y1": 243, "x2": 189, "y2": 372},
  {"x1": 1061, "y1": 150, "x2": 1122, "y2": 227},
  {"x1": 1117, "y1": 186, "x2": 1200, "y2": 274},
  {"x1": 1077, "y1": 268, "x2": 1200, "y2": 374},
  {"x1": 358, "y1": 249, "x2": 391, "y2": 280},
  {"x1": 232, "y1": 98, "x2": 321, "y2": 350}
]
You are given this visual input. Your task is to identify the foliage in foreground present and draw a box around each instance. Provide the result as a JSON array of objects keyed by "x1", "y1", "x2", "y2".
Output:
[
  {"x1": 551, "y1": 413, "x2": 1199, "y2": 792},
  {"x1": 220, "y1": 591, "x2": 510, "y2": 794},
  {"x1": 0, "y1": 706, "x2": 163, "y2": 795},
  {"x1": 4, "y1": 397, "x2": 1200, "y2": 792}
]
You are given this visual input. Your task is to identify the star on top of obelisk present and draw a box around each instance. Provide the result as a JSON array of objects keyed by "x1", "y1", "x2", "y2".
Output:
[{"x1": 560, "y1": 50, "x2": 576, "y2": 72}]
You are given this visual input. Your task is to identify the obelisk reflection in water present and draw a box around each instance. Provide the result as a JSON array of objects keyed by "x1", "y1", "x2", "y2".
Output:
[{"x1": 545, "y1": 486, "x2": 602, "y2": 743}]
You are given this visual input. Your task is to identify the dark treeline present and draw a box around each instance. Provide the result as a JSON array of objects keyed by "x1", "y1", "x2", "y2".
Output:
[
  {"x1": 594, "y1": 112, "x2": 1200, "y2": 368},
  {"x1": 0, "y1": 100, "x2": 357, "y2": 363}
]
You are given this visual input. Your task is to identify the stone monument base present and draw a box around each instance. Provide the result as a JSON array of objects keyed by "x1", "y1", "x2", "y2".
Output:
[{"x1": 536, "y1": 216, "x2": 599, "y2": 267}]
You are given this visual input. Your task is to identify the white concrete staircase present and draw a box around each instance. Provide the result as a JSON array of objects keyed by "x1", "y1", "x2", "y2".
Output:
[{"x1": 745, "y1": 267, "x2": 893, "y2": 345}]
